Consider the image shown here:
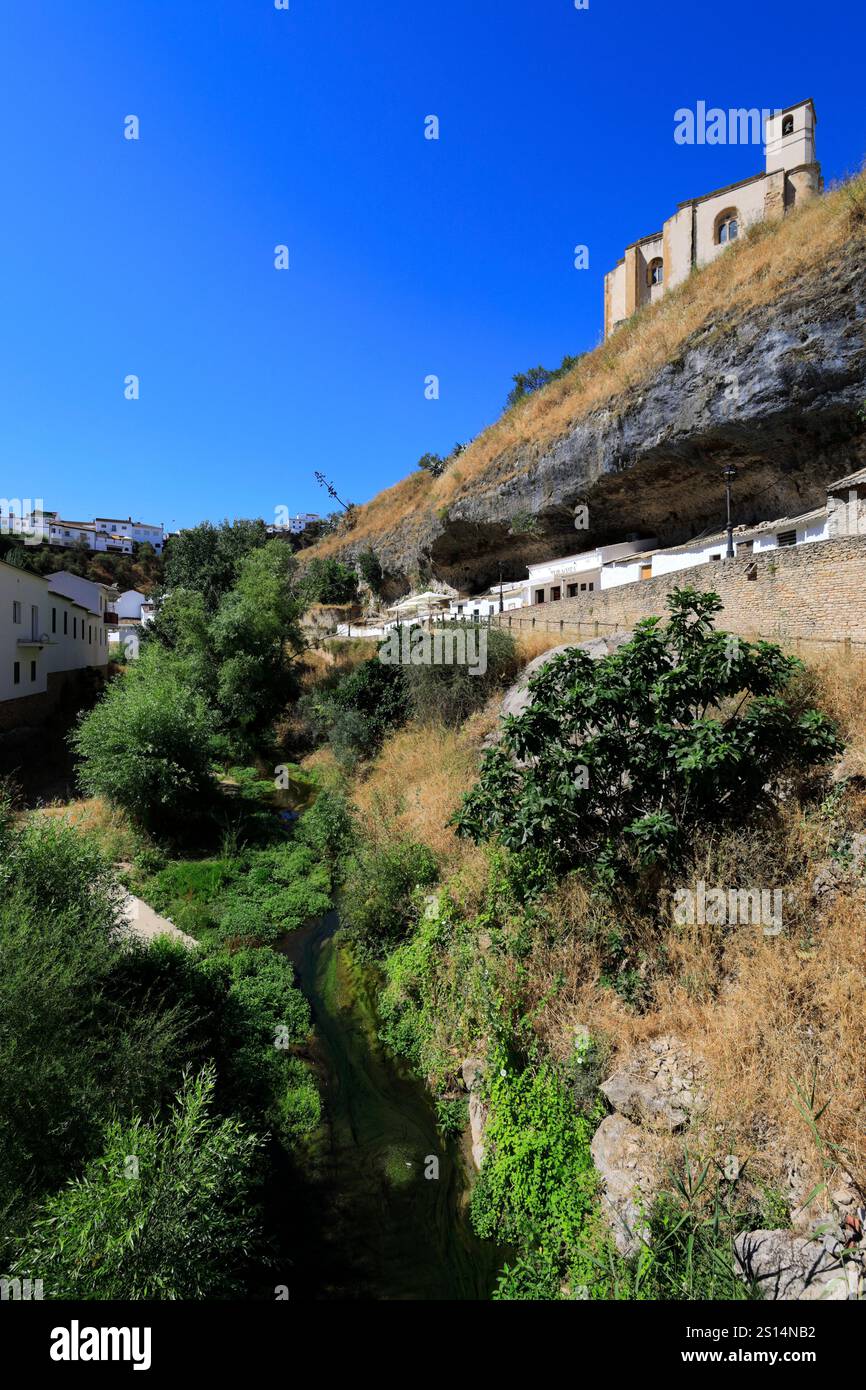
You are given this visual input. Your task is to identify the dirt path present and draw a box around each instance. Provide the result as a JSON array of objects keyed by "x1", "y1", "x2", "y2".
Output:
[{"x1": 118, "y1": 891, "x2": 198, "y2": 949}]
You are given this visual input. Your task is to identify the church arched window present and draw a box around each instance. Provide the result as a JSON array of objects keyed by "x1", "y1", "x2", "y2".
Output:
[
  {"x1": 647, "y1": 257, "x2": 664, "y2": 286},
  {"x1": 782, "y1": 113, "x2": 794, "y2": 136},
  {"x1": 716, "y1": 210, "x2": 739, "y2": 245}
]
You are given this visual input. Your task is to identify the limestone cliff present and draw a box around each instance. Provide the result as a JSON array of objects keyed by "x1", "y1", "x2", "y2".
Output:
[{"x1": 306, "y1": 180, "x2": 866, "y2": 596}]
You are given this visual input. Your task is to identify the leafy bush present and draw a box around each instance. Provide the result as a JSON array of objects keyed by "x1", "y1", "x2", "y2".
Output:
[
  {"x1": 72, "y1": 646, "x2": 216, "y2": 834},
  {"x1": 301, "y1": 556, "x2": 359, "y2": 607},
  {"x1": 303, "y1": 656, "x2": 408, "y2": 766},
  {"x1": 506, "y1": 354, "x2": 581, "y2": 408},
  {"x1": 358, "y1": 547, "x2": 384, "y2": 595},
  {"x1": 221, "y1": 950, "x2": 320, "y2": 1143},
  {"x1": 403, "y1": 624, "x2": 520, "y2": 724},
  {"x1": 295, "y1": 788, "x2": 357, "y2": 868},
  {"x1": 455, "y1": 589, "x2": 842, "y2": 883},
  {"x1": 341, "y1": 837, "x2": 438, "y2": 954},
  {"x1": 470, "y1": 1051, "x2": 598, "y2": 1251},
  {"x1": 9, "y1": 1067, "x2": 264, "y2": 1299}
]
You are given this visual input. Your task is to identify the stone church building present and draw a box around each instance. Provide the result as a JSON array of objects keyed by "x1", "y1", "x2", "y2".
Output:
[{"x1": 603, "y1": 99, "x2": 821, "y2": 338}]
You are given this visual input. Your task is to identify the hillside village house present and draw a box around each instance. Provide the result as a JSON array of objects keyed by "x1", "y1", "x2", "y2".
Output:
[
  {"x1": 0, "y1": 562, "x2": 110, "y2": 721},
  {"x1": 449, "y1": 580, "x2": 526, "y2": 619},
  {"x1": 525, "y1": 540, "x2": 658, "y2": 606},
  {"x1": 0, "y1": 506, "x2": 164, "y2": 555},
  {"x1": 604, "y1": 100, "x2": 821, "y2": 338}
]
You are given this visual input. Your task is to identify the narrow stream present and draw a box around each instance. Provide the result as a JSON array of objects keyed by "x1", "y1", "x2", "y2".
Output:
[{"x1": 279, "y1": 913, "x2": 502, "y2": 1300}]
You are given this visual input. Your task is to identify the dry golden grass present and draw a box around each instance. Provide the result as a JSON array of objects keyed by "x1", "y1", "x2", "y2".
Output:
[
  {"x1": 28, "y1": 796, "x2": 140, "y2": 862},
  {"x1": 351, "y1": 720, "x2": 487, "y2": 871},
  {"x1": 305, "y1": 171, "x2": 866, "y2": 562}
]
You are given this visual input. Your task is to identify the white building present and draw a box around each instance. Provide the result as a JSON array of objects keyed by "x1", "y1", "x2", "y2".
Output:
[
  {"x1": 449, "y1": 580, "x2": 526, "y2": 619},
  {"x1": 599, "y1": 508, "x2": 828, "y2": 590},
  {"x1": 525, "y1": 540, "x2": 658, "y2": 606},
  {"x1": 0, "y1": 560, "x2": 109, "y2": 712},
  {"x1": 114, "y1": 588, "x2": 148, "y2": 621},
  {"x1": 268, "y1": 513, "x2": 321, "y2": 537},
  {"x1": 93, "y1": 517, "x2": 164, "y2": 553},
  {"x1": 0, "y1": 505, "x2": 162, "y2": 555}
]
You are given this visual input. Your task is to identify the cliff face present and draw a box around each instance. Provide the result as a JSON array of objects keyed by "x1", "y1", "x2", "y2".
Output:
[{"x1": 310, "y1": 195, "x2": 866, "y2": 596}]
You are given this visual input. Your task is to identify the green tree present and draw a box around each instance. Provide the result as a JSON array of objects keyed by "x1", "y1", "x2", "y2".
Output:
[
  {"x1": 71, "y1": 645, "x2": 216, "y2": 832},
  {"x1": 10, "y1": 1067, "x2": 264, "y2": 1300},
  {"x1": 358, "y1": 547, "x2": 384, "y2": 596},
  {"x1": 417, "y1": 452, "x2": 445, "y2": 477},
  {"x1": 506, "y1": 353, "x2": 581, "y2": 408},
  {"x1": 209, "y1": 540, "x2": 304, "y2": 741},
  {"x1": 301, "y1": 555, "x2": 359, "y2": 607},
  {"x1": 454, "y1": 588, "x2": 842, "y2": 882},
  {"x1": 161, "y1": 519, "x2": 272, "y2": 614}
]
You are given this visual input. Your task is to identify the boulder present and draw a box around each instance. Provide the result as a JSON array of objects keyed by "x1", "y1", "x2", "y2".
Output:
[
  {"x1": 600, "y1": 1035, "x2": 705, "y2": 1133},
  {"x1": 590, "y1": 1113, "x2": 660, "y2": 1257},
  {"x1": 490, "y1": 631, "x2": 634, "y2": 744},
  {"x1": 734, "y1": 1229, "x2": 861, "y2": 1301},
  {"x1": 461, "y1": 1058, "x2": 488, "y2": 1171}
]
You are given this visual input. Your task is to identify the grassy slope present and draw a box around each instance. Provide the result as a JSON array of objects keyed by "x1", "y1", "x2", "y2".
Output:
[{"x1": 333, "y1": 643, "x2": 866, "y2": 1212}]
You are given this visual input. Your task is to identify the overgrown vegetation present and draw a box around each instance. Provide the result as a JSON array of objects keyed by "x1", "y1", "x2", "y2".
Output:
[{"x1": 0, "y1": 794, "x2": 322, "y2": 1295}]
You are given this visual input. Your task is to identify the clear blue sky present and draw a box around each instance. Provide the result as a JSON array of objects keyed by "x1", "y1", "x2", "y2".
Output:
[{"x1": 1, "y1": 0, "x2": 862, "y2": 531}]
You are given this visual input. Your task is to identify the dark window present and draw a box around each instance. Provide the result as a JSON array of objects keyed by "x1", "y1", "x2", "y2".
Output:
[
  {"x1": 64, "y1": 611, "x2": 68, "y2": 635},
  {"x1": 30, "y1": 661, "x2": 36, "y2": 682},
  {"x1": 580, "y1": 583, "x2": 587, "y2": 592},
  {"x1": 647, "y1": 257, "x2": 664, "y2": 286},
  {"x1": 550, "y1": 586, "x2": 561, "y2": 602},
  {"x1": 567, "y1": 583, "x2": 578, "y2": 597},
  {"x1": 88, "y1": 625, "x2": 92, "y2": 644},
  {"x1": 535, "y1": 589, "x2": 545, "y2": 604},
  {"x1": 13, "y1": 662, "x2": 20, "y2": 686},
  {"x1": 718, "y1": 214, "x2": 739, "y2": 244},
  {"x1": 589, "y1": 582, "x2": 595, "y2": 591},
  {"x1": 776, "y1": 530, "x2": 797, "y2": 547},
  {"x1": 73, "y1": 617, "x2": 77, "y2": 638},
  {"x1": 710, "y1": 553, "x2": 722, "y2": 562},
  {"x1": 12, "y1": 601, "x2": 21, "y2": 624},
  {"x1": 52, "y1": 607, "x2": 57, "y2": 633},
  {"x1": 782, "y1": 114, "x2": 794, "y2": 136}
]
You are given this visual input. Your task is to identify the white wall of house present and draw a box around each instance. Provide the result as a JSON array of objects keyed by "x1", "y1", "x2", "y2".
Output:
[
  {"x1": 1, "y1": 561, "x2": 108, "y2": 703},
  {"x1": 47, "y1": 572, "x2": 110, "y2": 618},
  {"x1": 526, "y1": 540, "x2": 655, "y2": 605},
  {"x1": 115, "y1": 589, "x2": 147, "y2": 621}
]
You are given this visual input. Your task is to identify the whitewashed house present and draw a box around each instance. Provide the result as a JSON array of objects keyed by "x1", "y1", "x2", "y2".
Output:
[
  {"x1": 449, "y1": 579, "x2": 526, "y2": 619},
  {"x1": 114, "y1": 589, "x2": 148, "y2": 621},
  {"x1": 525, "y1": 540, "x2": 658, "y2": 606},
  {"x1": 0, "y1": 560, "x2": 109, "y2": 715}
]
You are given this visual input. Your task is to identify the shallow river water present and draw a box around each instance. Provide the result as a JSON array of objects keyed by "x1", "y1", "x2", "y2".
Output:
[{"x1": 279, "y1": 914, "x2": 502, "y2": 1300}]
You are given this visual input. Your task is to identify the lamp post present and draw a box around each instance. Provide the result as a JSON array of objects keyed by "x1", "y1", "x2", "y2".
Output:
[
  {"x1": 498, "y1": 564, "x2": 504, "y2": 614},
  {"x1": 723, "y1": 464, "x2": 737, "y2": 559}
]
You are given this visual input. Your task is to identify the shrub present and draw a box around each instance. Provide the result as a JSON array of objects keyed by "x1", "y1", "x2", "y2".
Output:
[
  {"x1": 358, "y1": 547, "x2": 384, "y2": 595},
  {"x1": 403, "y1": 624, "x2": 519, "y2": 724},
  {"x1": 295, "y1": 788, "x2": 357, "y2": 868},
  {"x1": 71, "y1": 646, "x2": 216, "y2": 834},
  {"x1": 341, "y1": 837, "x2": 438, "y2": 954},
  {"x1": 304, "y1": 655, "x2": 408, "y2": 766},
  {"x1": 9, "y1": 1066, "x2": 264, "y2": 1300},
  {"x1": 301, "y1": 556, "x2": 359, "y2": 607},
  {"x1": 470, "y1": 1049, "x2": 598, "y2": 1252},
  {"x1": 455, "y1": 588, "x2": 842, "y2": 884}
]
